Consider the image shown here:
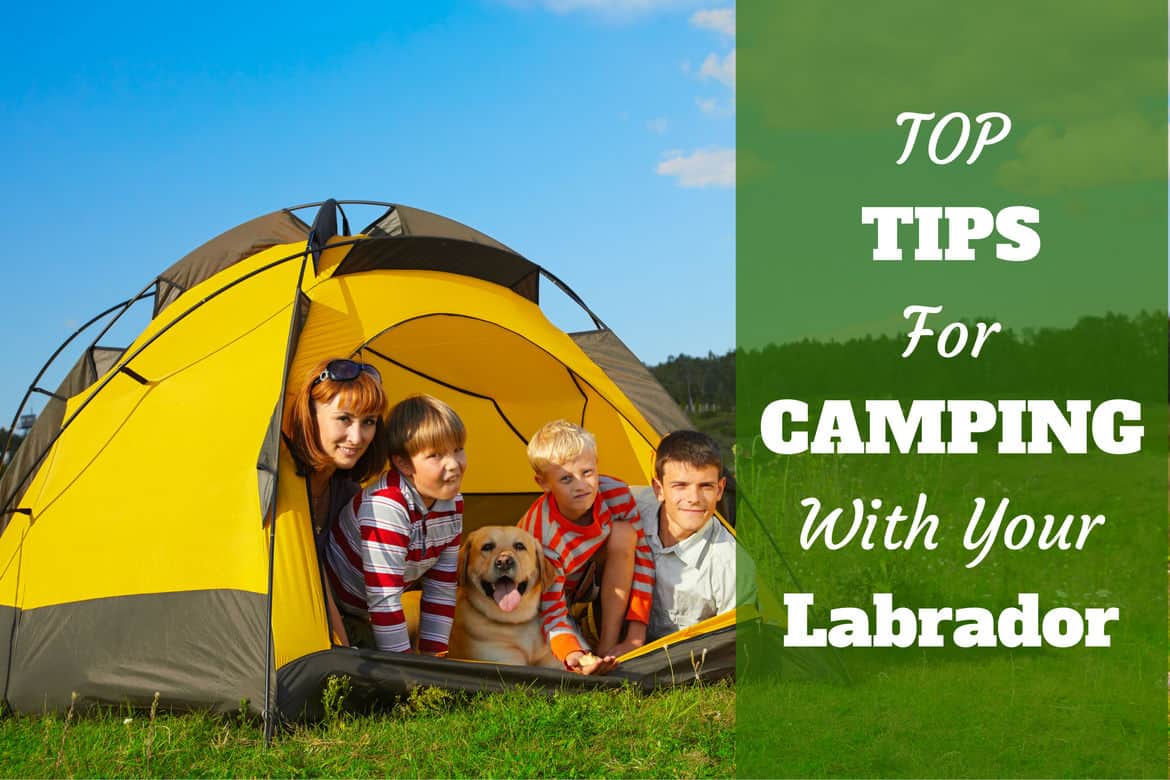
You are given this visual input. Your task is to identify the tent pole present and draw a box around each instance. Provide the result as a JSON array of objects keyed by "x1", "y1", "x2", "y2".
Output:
[
  {"x1": 538, "y1": 268, "x2": 608, "y2": 330},
  {"x1": 262, "y1": 489, "x2": 278, "y2": 744},
  {"x1": 262, "y1": 246, "x2": 313, "y2": 746}
]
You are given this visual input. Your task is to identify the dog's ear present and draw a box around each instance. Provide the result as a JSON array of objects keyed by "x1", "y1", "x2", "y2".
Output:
[
  {"x1": 457, "y1": 532, "x2": 473, "y2": 586},
  {"x1": 539, "y1": 543, "x2": 559, "y2": 590}
]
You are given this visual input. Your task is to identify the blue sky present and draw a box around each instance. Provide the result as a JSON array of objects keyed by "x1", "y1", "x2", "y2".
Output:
[{"x1": 0, "y1": 0, "x2": 735, "y2": 425}]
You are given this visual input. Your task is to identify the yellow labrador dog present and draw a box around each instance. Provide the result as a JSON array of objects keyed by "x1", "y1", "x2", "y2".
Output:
[{"x1": 448, "y1": 525, "x2": 559, "y2": 668}]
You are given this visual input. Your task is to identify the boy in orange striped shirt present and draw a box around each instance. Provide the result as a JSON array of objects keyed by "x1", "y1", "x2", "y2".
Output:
[{"x1": 518, "y1": 420, "x2": 655, "y2": 675}]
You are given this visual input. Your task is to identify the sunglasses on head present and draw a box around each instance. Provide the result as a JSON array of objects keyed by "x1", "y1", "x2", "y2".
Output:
[{"x1": 312, "y1": 359, "x2": 382, "y2": 386}]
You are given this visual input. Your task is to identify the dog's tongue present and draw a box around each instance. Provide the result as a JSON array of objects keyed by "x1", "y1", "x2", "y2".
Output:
[{"x1": 493, "y1": 581, "x2": 522, "y2": 612}]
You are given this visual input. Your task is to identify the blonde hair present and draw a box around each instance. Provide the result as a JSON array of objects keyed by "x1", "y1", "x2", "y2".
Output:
[
  {"x1": 386, "y1": 394, "x2": 466, "y2": 460},
  {"x1": 526, "y1": 419, "x2": 596, "y2": 473},
  {"x1": 285, "y1": 358, "x2": 389, "y2": 482}
]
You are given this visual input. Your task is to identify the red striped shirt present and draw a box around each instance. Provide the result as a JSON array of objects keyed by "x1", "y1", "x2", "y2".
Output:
[{"x1": 325, "y1": 468, "x2": 462, "y2": 653}]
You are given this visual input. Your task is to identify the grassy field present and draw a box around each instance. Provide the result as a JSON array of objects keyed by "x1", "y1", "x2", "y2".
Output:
[
  {"x1": 734, "y1": 405, "x2": 1168, "y2": 778},
  {"x1": 740, "y1": 647, "x2": 1162, "y2": 778},
  {"x1": 0, "y1": 681, "x2": 734, "y2": 778}
]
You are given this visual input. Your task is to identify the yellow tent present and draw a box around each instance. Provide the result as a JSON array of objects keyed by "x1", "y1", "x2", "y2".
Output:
[{"x1": 0, "y1": 200, "x2": 735, "y2": 724}]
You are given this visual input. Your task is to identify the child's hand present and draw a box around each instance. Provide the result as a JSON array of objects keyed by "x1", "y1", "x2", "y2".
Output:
[
  {"x1": 565, "y1": 650, "x2": 618, "y2": 675},
  {"x1": 598, "y1": 621, "x2": 646, "y2": 659},
  {"x1": 598, "y1": 638, "x2": 644, "y2": 659}
]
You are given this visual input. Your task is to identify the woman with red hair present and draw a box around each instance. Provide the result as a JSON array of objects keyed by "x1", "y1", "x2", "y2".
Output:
[{"x1": 284, "y1": 357, "x2": 389, "y2": 645}]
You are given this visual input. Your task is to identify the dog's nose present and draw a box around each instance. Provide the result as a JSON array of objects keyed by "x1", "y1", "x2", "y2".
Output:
[{"x1": 494, "y1": 554, "x2": 515, "y2": 571}]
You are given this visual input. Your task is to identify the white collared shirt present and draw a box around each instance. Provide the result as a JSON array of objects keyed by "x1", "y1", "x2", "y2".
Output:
[{"x1": 634, "y1": 488, "x2": 757, "y2": 641}]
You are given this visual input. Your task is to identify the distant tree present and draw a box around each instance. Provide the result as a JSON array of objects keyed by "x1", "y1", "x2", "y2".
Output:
[
  {"x1": 649, "y1": 351, "x2": 735, "y2": 413},
  {"x1": 0, "y1": 427, "x2": 24, "y2": 478}
]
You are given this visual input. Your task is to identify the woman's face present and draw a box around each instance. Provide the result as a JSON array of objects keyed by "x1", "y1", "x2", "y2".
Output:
[{"x1": 314, "y1": 393, "x2": 378, "y2": 472}]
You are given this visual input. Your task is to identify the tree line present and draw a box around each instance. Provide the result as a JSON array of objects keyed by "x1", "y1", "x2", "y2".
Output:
[
  {"x1": 649, "y1": 350, "x2": 735, "y2": 414},
  {"x1": 737, "y1": 311, "x2": 1168, "y2": 413}
]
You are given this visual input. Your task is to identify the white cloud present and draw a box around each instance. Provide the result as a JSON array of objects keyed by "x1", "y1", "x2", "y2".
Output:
[
  {"x1": 646, "y1": 117, "x2": 670, "y2": 134},
  {"x1": 699, "y1": 48, "x2": 735, "y2": 90},
  {"x1": 690, "y1": 8, "x2": 734, "y2": 35},
  {"x1": 503, "y1": 0, "x2": 699, "y2": 21},
  {"x1": 695, "y1": 96, "x2": 733, "y2": 116},
  {"x1": 656, "y1": 147, "x2": 735, "y2": 188}
]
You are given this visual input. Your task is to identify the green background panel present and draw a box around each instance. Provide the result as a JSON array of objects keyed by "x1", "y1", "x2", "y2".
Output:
[{"x1": 737, "y1": 2, "x2": 1167, "y2": 777}]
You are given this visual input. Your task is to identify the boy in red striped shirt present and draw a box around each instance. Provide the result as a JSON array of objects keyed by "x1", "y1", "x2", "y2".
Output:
[
  {"x1": 326, "y1": 394, "x2": 465, "y2": 654},
  {"x1": 518, "y1": 420, "x2": 655, "y2": 675}
]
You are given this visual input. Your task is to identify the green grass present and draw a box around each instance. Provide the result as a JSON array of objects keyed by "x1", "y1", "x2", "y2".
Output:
[
  {"x1": 0, "y1": 682, "x2": 734, "y2": 779},
  {"x1": 734, "y1": 407, "x2": 1168, "y2": 777},
  {"x1": 741, "y1": 651, "x2": 1161, "y2": 779}
]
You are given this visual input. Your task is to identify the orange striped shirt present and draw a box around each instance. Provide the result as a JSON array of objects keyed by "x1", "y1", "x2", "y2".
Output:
[{"x1": 518, "y1": 475, "x2": 655, "y2": 661}]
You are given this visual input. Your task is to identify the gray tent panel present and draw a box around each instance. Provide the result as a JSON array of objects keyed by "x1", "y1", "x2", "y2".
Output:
[
  {"x1": 0, "y1": 604, "x2": 12, "y2": 706},
  {"x1": 570, "y1": 330, "x2": 693, "y2": 437},
  {"x1": 363, "y1": 204, "x2": 518, "y2": 254},
  {"x1": 257, "y1": 292, "x2": 311, "y2": 521},
  {"x1": 361, "y1": 206, "x2": 537, "y2": 301},
  {"x1": 7, "y1": 590, "x2": 268, "y2": 715},
  {"x1": 334, "y1": 237, "x2": 540, "y2": 303},
  {"x1": 153, "y1": 210, "x2": 310, "y2": 317}
]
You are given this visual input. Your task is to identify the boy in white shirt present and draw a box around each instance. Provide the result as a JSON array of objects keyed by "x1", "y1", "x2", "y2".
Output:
[{"x1": 635, "y1": 430, "x2": 756, "y2": 641}]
